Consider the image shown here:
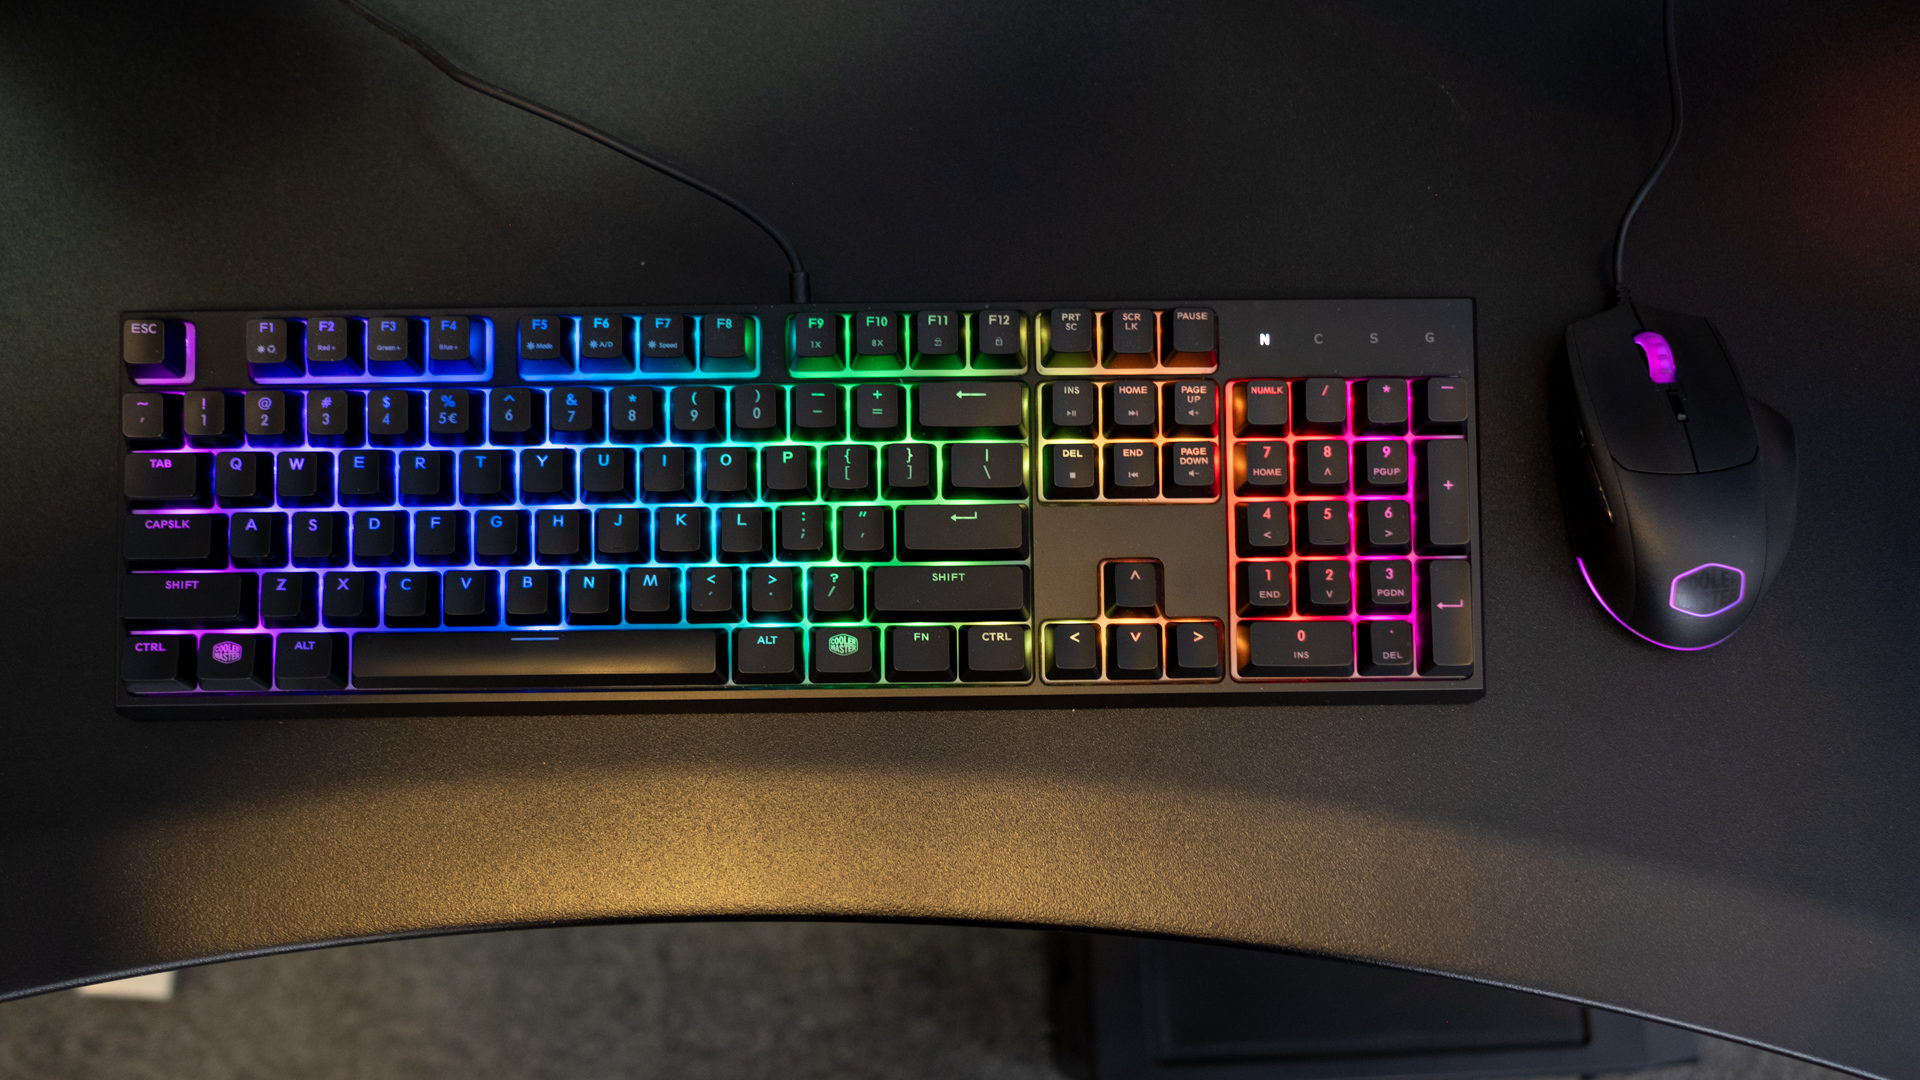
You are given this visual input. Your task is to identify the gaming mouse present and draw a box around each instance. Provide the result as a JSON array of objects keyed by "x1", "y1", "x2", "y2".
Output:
[{"x1": 1552, "y1": 302, "x2": 1797, "y2": 650}]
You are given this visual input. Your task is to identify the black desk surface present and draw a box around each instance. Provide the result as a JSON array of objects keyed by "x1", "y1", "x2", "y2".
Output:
[{"x1": 3, "y1": 1, "x2": 1916, "y2": 1076}]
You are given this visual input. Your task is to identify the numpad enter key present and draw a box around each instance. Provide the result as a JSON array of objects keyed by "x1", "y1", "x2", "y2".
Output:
[{"x1": 118, "y1": 300, "x2": 1479, "y2": 709}]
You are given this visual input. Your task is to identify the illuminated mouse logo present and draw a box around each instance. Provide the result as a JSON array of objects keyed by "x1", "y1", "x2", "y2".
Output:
[{"x1": 827, "y1": 633, "x2": 860, "y2": 657}]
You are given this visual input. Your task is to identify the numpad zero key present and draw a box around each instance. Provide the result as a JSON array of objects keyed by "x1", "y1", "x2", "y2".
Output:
[{"x1": 117, "y1": 300, "x2": 1483, "y2": 714}]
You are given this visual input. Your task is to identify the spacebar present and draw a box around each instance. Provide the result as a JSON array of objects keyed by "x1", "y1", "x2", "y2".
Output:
[{"x1": 351, "y1": 631, "x2": 725, "y2": 688}]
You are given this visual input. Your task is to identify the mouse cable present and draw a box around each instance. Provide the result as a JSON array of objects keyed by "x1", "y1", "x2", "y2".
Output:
[
  {"x1": 337, "y1": 0, "x2": 811, "y2": 303},
  {"x1": 1611, "y1": 0, "x2": 1684, "y2": 302}
]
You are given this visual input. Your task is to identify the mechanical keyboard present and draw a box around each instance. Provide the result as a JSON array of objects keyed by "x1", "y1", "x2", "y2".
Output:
[{"x1": 117, "y1": 300, "x2": 1482, "y2": 713}]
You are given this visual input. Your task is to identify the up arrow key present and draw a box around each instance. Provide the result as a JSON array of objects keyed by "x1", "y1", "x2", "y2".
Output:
[{"x1": 914, "y1": 382, "x2": 1025, "y2": 436}]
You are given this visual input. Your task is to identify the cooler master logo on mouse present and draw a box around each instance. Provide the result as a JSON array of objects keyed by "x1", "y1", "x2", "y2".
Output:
[{"x1": 1668, "y1": 564, "x2": 1744, "y2": 618}]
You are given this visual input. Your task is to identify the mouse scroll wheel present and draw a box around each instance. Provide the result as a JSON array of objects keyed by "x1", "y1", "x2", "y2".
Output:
[{"x1": 1633, "y1": 331, "x2": 1677, "y2": 384}]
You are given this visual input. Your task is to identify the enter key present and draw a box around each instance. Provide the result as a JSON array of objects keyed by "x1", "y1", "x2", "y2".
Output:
[{"x1": 899, "y1": 504, "x2": 1027, "y2": 560}]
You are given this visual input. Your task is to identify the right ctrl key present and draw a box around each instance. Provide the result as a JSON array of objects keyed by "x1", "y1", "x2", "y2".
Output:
[{"x1": 1421, "y1": 559, "x2": 1475, "y2": 677}]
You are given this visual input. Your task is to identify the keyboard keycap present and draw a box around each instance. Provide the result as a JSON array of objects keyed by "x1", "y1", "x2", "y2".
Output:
[
  {"x1": 122, "y1": 634, "x2": 195, "y2": 693},
  {"x1": 1104, "y1": 381, "x2": 1156, "y2": 435},
  {"x1": 352, "y1": 510, "x2": 409, "y2": 566},
  {"x1": 444, "y1": 569, "x2": 500, "y2": 625},
  {"x1": 122, "y1": 393, "x2": 176, "y2": 445},
  {"x1": 1421, "y1": 377, "x2": 1470, "y2": 431},
  {"x1": 671, "y1": 386, "x2": 724, "y2": 442},
  {"x1": 687, "y1": 567, "x2": 741, "y2": 622},
  {"x1": 398, "y1": 450, "x2": 452, "y2": 504},
  {"x1": 655, "y1": 507, "x2": 709, "y2": 562},
  {"x1": 1239, "y1": 380, "x2": 1290, "y2": 435},
  {"x1": 275, "y1": 632, "x2": 350, "y2": 689},
  {"x1": 1422, "y1": 558, "x2": 1475, "y2": 676},
  {"x1": 352, "y1": 630, "x2": 726, "y2": 687},
  {"x1": 778, "y1": 505, "x2": 827, "y2": 560},
  {"x1": 1045, "y1": 443, "x2": 1097, "y2": 500},
  {"x1": 367, "y1": 315, "x2": 423, "y2": 376},
  {"x1": 1421, "y1": 440, "x2": 1473, "y2": 549},
  {"x1": 962, "y1": 625, "x2": 1029, "y2": 681},
  {"x1": 1302, "y1": 501, "x2": 1349, "y2": 552},
  {"x1": 1161, "y1": 442, "x2": 1217, "y2": 498},
  {"x1": 700, "y1": 446, "x2": 753, "y2": 502},
  {"x1": 338, "y1": 449, "x2": 394, "y2": 506},
  {"x1": 520, "y1": 448, "x2": 574, "y2": 503},
  {"x1": 1045, "y1": 309, "x2": 1093, "y2": 363},
  {"x1": 1237, "y1": 441, "x2": 1288, "y2": 495},
  {"x1": 1167, "y1": 621, "x2": 1223, "y2": 679},
  {"x1": 292, "y1": 511, "x2": 347, "y2": 566},
  {"x1": 852, "y1": 383, "x2": 902, "y2": 434},
  {"x1": 276, "y1": 451, "x2": 330, "y2": 505},
  {"x1": 488, "y1": 387, "x2": 542, "y2": 444},
  {"x1": 610, "y1": 387, "x2": 659, "y2": 442},
  {"x1": 1364, "y1": 379, "x2": 1409, "y2": 432},
  {"x1": 582, "y1": 448, "x2": 636, "y2": 503},
  {"x1": 913, "y1": 311, "x2": 962, "y2": 368},
  {"x1": 718, "y1": 507, "x2": 769, "y2": 561},
  {"x1": 944, "y1": 443, "x2": 1026, "y2": 498},
  {"x1": 735, "y1": 627, "x2": 800, "y2": 683},
  {"x1": 123, "y1": 572, "x2": 256, "y2": 627},
  {"x1": 1104, "y1": 443, "x2": 1155, "y2": 498},
  {"x1": 580, "y1": 314, "x2": 631, "y2": 368},
  {"x1": 308, "y1": 317, "x2": 361, "y2": 374},
  {"x1": 125, "y1": 453, "x2": 208, "y2": 505},
  {"x1": 547, "y1": 387, "x2": 601, "y2": 442},
  {"x1": 976, "y1": 310, "x2": 1025, "y2": 364},
  {"x1": 1047, "y1": 381, "x2": 1096, "y2": 434},
  {"x1": 306, "y1": 391, "x2": 355, "y2": 445},
  {"x1": 1045, "y1": 623, "x2": 1100, "y2": 680},
  {"x1": 641, "y1": 447, "x2": 691, "y2": 502},
  {"x1": 414, "y1": 509, "x2": 467, "y2": 565},
  {"x1": 565, "y1": 567, "x2": 618, "y2": 624},
  {"x1": 882, "y1": 443, "x2": 935, "y2": 499},
  {"x1": 1239, "y1": 562, "x2": 1290, "y2": 614},
  {"x1": 474, "y1": 509, "x2": 528, "y2": 566},
  {"x1": 123, "y1": 317, "x2": 186, "y2": 377},
  {"x1": 183, "y1": 390, "x2": 237, "y2": 446},
  {"x1": 810, "y1": 626, "x2": 878, "y2": 682},
  {"x1": 1105, "y1": 309, "x2": 1155, "y2": 363},
  {"x1": 261, "y1": 571, "x2": 318, "y2": 627},
  {"x1": 1359, "y1": 620, "x2": 1415, "y2": 676},
  {"x1": 1241, "y1": 620, "x2": 1354, "y2": 678},
  {"x1": 536, "y1": 509, "x2": 587, "y2": 564},
  {"x1": 807, "y1": 566, "x2": 861, "y2": 621},
  {"x1": 1237, "y1": 503, "x2": 1290, "y2": 556},
  {"x1": 323, "y1": 570, "x2": 380, "y2": 627},
  {"x1": 898, "y1": 503, "x2": 1026, "y2": 560},
  {"x1": 700, "y1": 314, "x2": 751, "y2": 371},
  {"x1": 870, "y1": 565, "x2": 1027, "y2": 621},
  {"x1": 887, "y1": 625, "x2": 955, "y2": 681},
  {"x1": 731, "y1": 384, "x2": 784, "y2": 439},
  {"x1": 1364, "y1": 500, "x2": 1411, "y2": 553},
  {"x1": 837, "y1": 505, "x2": 890, "y2": 560},
  {"x1": 749, "y1": 566, "x2": 796, "y2": 619},
  {"x1": 1359, "y1": 440, "x2": 1409, "y2": 491},
  {"x1": 1167, "y1": 381, "x2": 1217, "y2": 434},
  {"x1": 763, "y1": 446, "x2": 814, "y2": 500},
  {"x1": 1103, "y1": 561, "x2": 1157, "y2": 616},
  {"x1": 505, "y1": 568, "x2": 559, "y2": 624},
  {"x1": 1106, "y1": 623, "x2": 1161, "y2": 679},
  {"x1": 624, "y1": 568, "x2": 680, "y2": 623},
  {"x1": 641, "y1": 315, "x2": 691, "y2": 371},
  {"x1": 367, "y1": 389, "x2": 420, "y2": 446},
  {"x1": 1364, "y1": 559, "x2": 1414, "y2": 612},
  {"x1": 1300, "y1": 560, "x2": 1351, "y2": 612},
  {"x1": 1168, "y1": 308, "x2": 1215, "y2": 356},
  {"x1": 915, "y1": 382, "x2": 1026, "y2": 437},
  {"x1": 594, "y1": 508, "x2": 644, "y2": 562},
  {"x1": 384, "y1": 571, "x2": 440, "y2": 628},
  {"x1": 124, "y1": 514, "x2": 222, "y2": 568},
  {"x1": 1299, "y1": 439, "x2": 1349, "y2": 491},
  {"x1": 1302, "y1": 378, "x2": 1347, "y2": 430},
  {"x1": 198, "y1": 633, "x2": 273, "y2": 691},
  {"x1": 852, "y1": 311, "x2": 900, "y2": 363}
]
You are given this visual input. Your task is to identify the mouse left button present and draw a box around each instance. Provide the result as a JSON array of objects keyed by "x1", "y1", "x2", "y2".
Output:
[{"x1": 123, "y1": 317, "x2": 191, "y2": 380}]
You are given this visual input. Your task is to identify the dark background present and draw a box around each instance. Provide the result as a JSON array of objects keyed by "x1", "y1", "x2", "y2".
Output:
[{"x1": 1, "y1": 0, "x2": 1916, "y2": 1077}]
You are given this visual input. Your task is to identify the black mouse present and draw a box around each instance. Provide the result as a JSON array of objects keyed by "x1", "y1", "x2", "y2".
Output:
[{"x1": 1552, "y1": 302, "x2": 1797, "y2": 650}]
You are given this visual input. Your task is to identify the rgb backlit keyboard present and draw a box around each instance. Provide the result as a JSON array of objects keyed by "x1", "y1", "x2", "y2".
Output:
[{"x1": 117, "y1": 300, "x2": 1482, "y2": 713}]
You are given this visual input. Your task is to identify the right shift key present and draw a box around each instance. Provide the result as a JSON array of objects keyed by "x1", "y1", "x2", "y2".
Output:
[
  {"x1": 1421, "y1": 559, "x2": 1475, "y2": 677},
  {"x1": 1418, "y1": 439, "x2": 1473, "y2": 550}
]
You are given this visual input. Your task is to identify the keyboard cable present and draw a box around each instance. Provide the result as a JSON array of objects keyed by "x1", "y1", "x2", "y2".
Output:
[{"x1": 337, "y1": 0, "x2": 813, "y2": 304}]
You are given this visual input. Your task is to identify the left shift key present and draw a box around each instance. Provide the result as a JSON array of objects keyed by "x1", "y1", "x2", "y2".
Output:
[{"x1": 123, "y1": 572, "x2": 257, "y2": 627}]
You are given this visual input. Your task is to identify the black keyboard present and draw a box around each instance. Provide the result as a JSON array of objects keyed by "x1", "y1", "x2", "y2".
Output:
[{"x1": 117, "y1": 300, "x2": 1481, "y2": 713}]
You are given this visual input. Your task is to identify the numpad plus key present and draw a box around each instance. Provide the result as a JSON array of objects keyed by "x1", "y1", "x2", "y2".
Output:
[{"x1": 118, "y1": 300, "x2": 1481, "y2": 713}]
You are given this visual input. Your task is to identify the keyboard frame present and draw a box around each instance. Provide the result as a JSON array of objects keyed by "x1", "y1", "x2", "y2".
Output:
[{"x1": 118, "y1": 299, "x2": 1483, "y2": 716}]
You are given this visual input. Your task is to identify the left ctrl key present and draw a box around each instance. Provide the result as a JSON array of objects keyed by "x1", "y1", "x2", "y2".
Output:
[
  {"x1": 197, "y1": 633, "x2": 272, "y2": 691},
  {"x1": 122, "y1": 635, "x2": 195, "y2": 693}
]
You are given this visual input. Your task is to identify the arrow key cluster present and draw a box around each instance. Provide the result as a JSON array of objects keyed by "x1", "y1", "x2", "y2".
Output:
[{"x1": 1042, "y1": 559, "x2": 1224, "y2": 683}]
